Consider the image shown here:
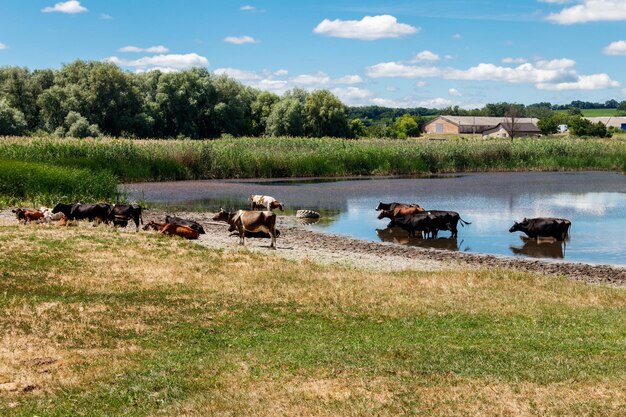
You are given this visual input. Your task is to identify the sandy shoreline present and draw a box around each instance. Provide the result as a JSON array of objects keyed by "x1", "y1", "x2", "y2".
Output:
[{"x1": 2, "y1": 208, "x2": 624, "y2": 286}]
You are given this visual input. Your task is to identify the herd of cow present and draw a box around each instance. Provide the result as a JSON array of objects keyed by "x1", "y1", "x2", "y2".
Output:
[
  {"x1": 11, "y1": 193, "x2": 572, "y2": 251},
  {"x1": 375, "y1": 201, "x2": 572, "y2": 242}
]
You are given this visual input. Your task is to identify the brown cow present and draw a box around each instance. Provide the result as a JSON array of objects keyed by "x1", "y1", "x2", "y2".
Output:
[
  {"x1": 213, "y1": 208, "x2": 277, "y2": 249},
  {"x1": 377, "y1": 205, "x2": 425, "y2": 220},
  {"x1": 160, "y1": 223, "x2": 199, "y2": 239},
  {"x1": 12, "y1": 208, "x2": 44, "y2": 223},
  {"x1": 142, "y1": 221, "x2": 199, "y2": 239}
]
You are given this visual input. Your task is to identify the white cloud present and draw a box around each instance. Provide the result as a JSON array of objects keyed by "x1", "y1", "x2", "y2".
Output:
[
  {"x1": 411, "y1": 50, "x2": 440, "y2": 63},
  {"x1": 100, "y1": 13, "x2": 112, "y2": 20},
  {"x1": 547, "y1": 0, "x2": 626, "y2": 24},
  {"x1": 0, "y1": 43, "x2": 7, "y2": 50},
  {"x1": 452, "y1": 33, "x2": 462, "y2": 40},
  {"x1": 622, "y1": 88, "x2": 626, "y2": 95},
  {"x1": 415, "y1": 81, "x2": 428, "y2": 87},
  {"x1": 536, "y1": 74, "x2": 620, "y2": 90},
  {"x1": 42, "y1": 1, "x2": 87, "y2": 14},
  {"x1": 370, "y1": 97, "x2": 455, "y2": 109},
  {"x1": 224, "y1": 35, "x2": 258, "y2": 45},
  {"x1": 335, "y1": 75, "x2": 363, "y2": 84},
  {"x1": 449, "y1": 88, "x2": 462, "y2": 97},
  {"x1": 290, "y1": 72, "x2": 332, "y2": 86},
  {"x1": 105, "y1": 53, "x2": 209, "y2": 72},
  {"x1": 366, "y1": 62, "x2": 441, "y2": 78},
  {"x1": 603, "y1": 40, "x2": 626, "y2": 56},
  {"x1": 273, "y1": 69, "x2": 289, "y2": 76},
  {"x1": 331, "y1": 87, "x2": 373, "y2": 105},
  {"x1": 366, "y1": 57, "x2": 619, "y2": 91},
  {"x1": 119, "y1": 45, "x2": 169, "y2": 53},
  {"x1": 240, "y1": 5, "x2": 255, "y2": 11},
  {"x1": 502, "y1": 57, "x2": 527, "y2": 64},
  {"x1": 313, "y1": 15, "x2": 418, "y2": 40},
  {"x1": 213, "y1": 67, "x2": 261, "y2": 81}
]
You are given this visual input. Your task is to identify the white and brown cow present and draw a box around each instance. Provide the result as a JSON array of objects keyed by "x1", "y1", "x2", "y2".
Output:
[
  {"x1": 213, "y1": 208, "x2": 277, "y2": 249},
  {"x1": 249, "y1": 195, "x2": 284, "y2": 212}
]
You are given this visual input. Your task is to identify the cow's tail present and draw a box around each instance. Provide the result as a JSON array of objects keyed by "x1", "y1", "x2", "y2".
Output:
[{"x1": 459, "y1": 217, "x2": 472, "y2": 227}]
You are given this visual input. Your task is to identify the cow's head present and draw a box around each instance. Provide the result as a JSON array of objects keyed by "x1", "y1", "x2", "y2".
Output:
[
  {"x1": 377, "y1": 210, "x2": 393, "y2": 220},
  {"x1": 12, "y1": 208, "x2": 25, "y2": 220},
  {"x1": 375, "y1": 202, "x2": 385, "y2": 211},
  {"x1": 270, "y1": 201, "x2": 284, "y2": 211},
  {"x1": 212, "y1": 208, "x2": 230, "y2": 222},
  {"x1": 509, "y1": 221, "x2": 521, "y2": 233}
]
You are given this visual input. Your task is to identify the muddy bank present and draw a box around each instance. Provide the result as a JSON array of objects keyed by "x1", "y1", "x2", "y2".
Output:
[{"x1": 1, "y1": 209, "x2": 624, "y2": 286}]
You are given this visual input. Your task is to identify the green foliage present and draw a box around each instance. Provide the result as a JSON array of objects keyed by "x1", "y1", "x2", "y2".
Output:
[
  {"x1": 304, "y1": 90, "x2": 350, "y2": 137},
  {"x1": 265, "y1": 98, "x2": 305, "y2": 136},
  {"x1": 394, "y1": 114, "x2": 421, "y2": 138},
  {"x1": 0, "y1": 158, "x2": 117, "y2": 206},
  {"x1": 569, "y1": 117, "x2": 611, "y2": 138},
  {"x1": 349, "y1": 118, "x2": 368, "y2": 138},
  {"x1": 0, "y1": 98, "x2": 27, "y2": 135}
]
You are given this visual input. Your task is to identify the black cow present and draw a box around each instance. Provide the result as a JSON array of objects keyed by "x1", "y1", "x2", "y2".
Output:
[
  {"x1": 51, "y1": 203, "x2": 76, "y2": 219},
  {"x1": 375, "y1": 202, "x2": 420, "y2": 211},
  {"x1": 165, "y1": 215, "x2": 205, "y2": 234},
  {"x1": 387, "y1": 213, "x2": 435, "y2": 238},
  {"x1": 70, "y1": 203, "x2": 111, "y2": 223},
  {"x1": 425, "y1": 210, "x2": 471, "y2": 239},
  {"x1": 509, "y1": 217, "x2": 571, "y2": 241},
  {"x1": 109, "y1": 204, "x2": 143, "y2": 229}
]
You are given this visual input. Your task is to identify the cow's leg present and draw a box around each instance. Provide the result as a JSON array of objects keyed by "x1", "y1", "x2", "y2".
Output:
[
  {"x1": 237, "y1": 224, "x2": 245, "y2": 245},
  {"x1": 133, "y1": 214, "x2": 140, "y2": 231}
]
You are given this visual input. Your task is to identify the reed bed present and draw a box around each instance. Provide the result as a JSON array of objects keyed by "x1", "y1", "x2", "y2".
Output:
[
  {"x1": 0, "y1": 159, "x2": 117, "y2": 207},
  {"x1": 0, "y1": 136, "x2": 624, "y2": 206}
]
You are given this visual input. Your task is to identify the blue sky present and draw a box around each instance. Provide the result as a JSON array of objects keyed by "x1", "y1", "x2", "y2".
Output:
[{"x1": 1, "y1": 0, "x2": 626, "y2": 108}]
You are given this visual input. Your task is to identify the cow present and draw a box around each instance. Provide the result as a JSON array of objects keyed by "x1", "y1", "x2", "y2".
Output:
[
  {"x1": 164, "y1": 215, "x2": 205, "y2": 234},
  {"x1": 12, "y1": 208, "x2": 44, "y2": 223},
  {"x1": 249, "y1": 195, "x2": 284, "y2": 212},
  {"x1": 159, "y1": 223, "x2": 200, "y2": 239},
  {"x1": 213, "y1": 208, "x2": 277, "y2": 249},
  {"x1": 377, "y1": 205, "x2": 425, "y2": 220},
  {"x1": 70, "y1": 203, "x2": 111, "y2": 224},
  {"x1": 509, "y1": 217, "x2": 571, "y2": 241},
  {"x1": 143, "y1": 221, "x2": 167, "y2": 231},
  {"x1": 425, "y1": 210, "x2": 471, "y2": 239},
  {"x1": 109, "y1": 204, "x2": 143, "y2": 229},
  {"x1": 51, "y1": 203, "x2": 76, "y2": 219},
  {"x1": 142, "y1": 221, "x2": 199, "y2": 239},
  {"x1": 375, "y1": 202, "x2": 421, "y2": 211},
  {"x1": 387, "y1": 213, "x2": 435, "y2": 238},
  {"x1": 40, "y1": 207, "x2": 64, "y2": 222}
]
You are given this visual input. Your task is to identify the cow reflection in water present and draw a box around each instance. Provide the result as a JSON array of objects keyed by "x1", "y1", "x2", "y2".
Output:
[
  {"x1": 510, "y1": 236, "x2": 565, "y2": 259},
  {"x1": 376, "y1": 227, "x2": 460, "y2": 251}
]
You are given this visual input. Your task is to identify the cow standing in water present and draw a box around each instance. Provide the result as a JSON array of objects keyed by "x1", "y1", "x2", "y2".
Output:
[
  {"x1": 509, "y1": 218, "x2": 571, "y2": 241},
  {"x1": 213, "y1": 208, "x2": 277, "y2": 249},
  {"x1": 249, "y1": 195, "x2": 284, "y2": 212}
]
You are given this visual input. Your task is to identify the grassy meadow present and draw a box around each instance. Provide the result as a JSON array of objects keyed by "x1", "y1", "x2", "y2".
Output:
[{"x1": 0, "y1": 225, "x2": 625, "y2": 415}]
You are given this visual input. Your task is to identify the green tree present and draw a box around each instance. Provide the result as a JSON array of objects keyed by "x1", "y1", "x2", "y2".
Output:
[
  {"x1": 569, "y1": 117, "x2": 611, "y2": 138},
  {"x1": 265, "y1": 98, "x2": 305, "y2": 136},
  {"x1": 304, "y1": 90, "x2": 350, "y2": 137},
  {"x1": 349, "y1": 118, "x2": 368, "y2": 138},
  {"x1": 537, "y1": 115, "x2": 560, "y2": 135},
  {"x1": 394, "y1": 114, "x2": 420, "y2": 138},
  {"x1": 0, "y1": 98, "x2": 28, "y2": 135},
  {"x1": 251, "y1": 91, "x2": 280, "y2": 135},
  {"x1": 62, "y1": 111, "x2": 101, "y2": 138}
]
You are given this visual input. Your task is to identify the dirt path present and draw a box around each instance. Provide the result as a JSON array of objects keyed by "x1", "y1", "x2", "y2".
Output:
[{"x1": 2, "y1": 209, "x2": 625, "y2": 286}]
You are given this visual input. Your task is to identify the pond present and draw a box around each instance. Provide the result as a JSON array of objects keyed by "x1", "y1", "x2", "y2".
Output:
[{"x1": 124, "y1": 172, "x2": 626, "y2": 266}]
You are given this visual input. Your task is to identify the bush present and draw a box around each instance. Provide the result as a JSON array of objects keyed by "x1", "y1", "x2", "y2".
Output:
[{"x1": 0, "y1": 99, "x2": 28, "y2": 136}]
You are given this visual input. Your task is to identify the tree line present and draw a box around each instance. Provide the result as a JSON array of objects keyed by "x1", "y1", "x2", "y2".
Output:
[{"x1": 1, "y1": 60, "x2": 625, "y2": 139}]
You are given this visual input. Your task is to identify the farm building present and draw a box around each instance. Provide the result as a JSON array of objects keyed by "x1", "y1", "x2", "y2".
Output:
[
  {"x1": 584, "y1": 117, "x2": 626, "y2": 130},
  {"x1": 482, "y1": 123, "x2": 541, "y2": 139},
  {"x1": 423, "y1": 116, "x2": 540, "y2": 135}
]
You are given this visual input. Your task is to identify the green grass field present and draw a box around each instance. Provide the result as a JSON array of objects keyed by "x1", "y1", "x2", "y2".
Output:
[
  {"x1": 0, "y1": 226, "x2": 625, "y2": 416},
  {"x1": 556, "y1": 108, "x2": 619, "y2": 117}
]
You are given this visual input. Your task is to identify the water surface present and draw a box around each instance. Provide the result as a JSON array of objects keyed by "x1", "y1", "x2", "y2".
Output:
[{"x1": 125, "y1": 172, "x2": 626, "y2": 266}]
